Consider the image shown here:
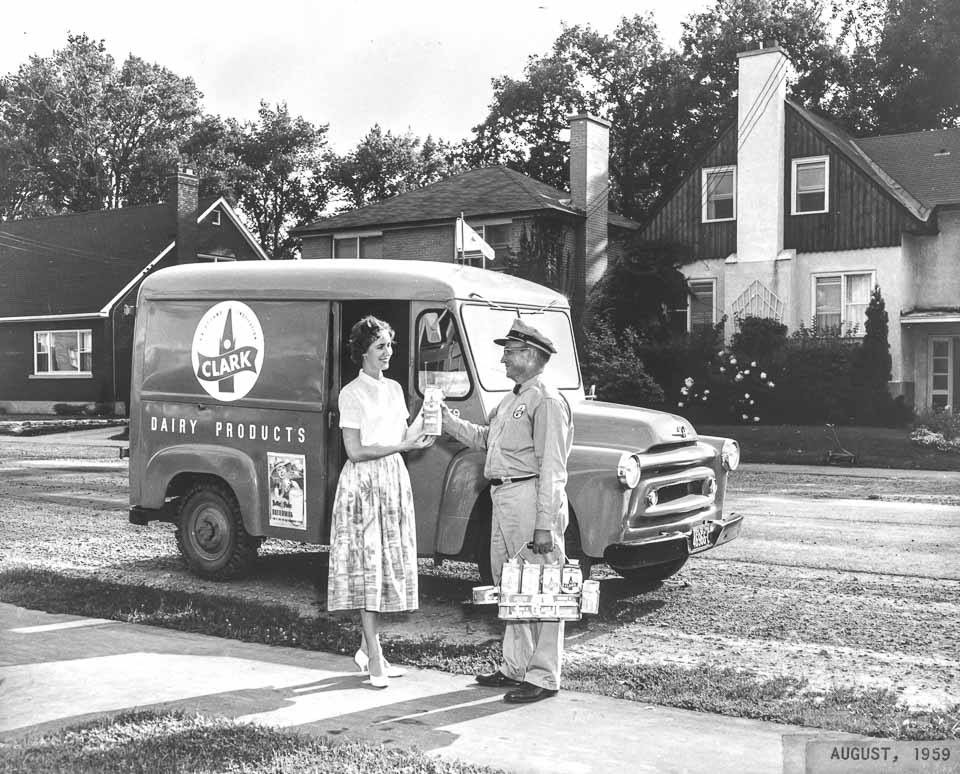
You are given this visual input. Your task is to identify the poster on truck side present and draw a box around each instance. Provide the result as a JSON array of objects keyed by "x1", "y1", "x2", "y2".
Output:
[{"x1": 268, "y1": 452, "x2": 306, "y2": 529}]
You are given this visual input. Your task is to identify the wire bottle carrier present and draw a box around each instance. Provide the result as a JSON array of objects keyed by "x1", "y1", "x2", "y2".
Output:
[{"x1": 472, "y1": 544, "x2": 600, "y2": 621}]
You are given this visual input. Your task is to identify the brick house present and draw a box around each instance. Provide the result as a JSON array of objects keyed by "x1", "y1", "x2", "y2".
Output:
[
  {"x1": 639, "y1": 44, "x2": 960, "y2": 412},
  {"x1": 0, "y1": 170, "x2": 269, "y2": 415},
  {"x1": 293, "y1": 115, "x2": 641, "y2": 321}
]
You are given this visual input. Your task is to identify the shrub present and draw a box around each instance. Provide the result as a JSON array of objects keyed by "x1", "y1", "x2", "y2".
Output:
[
  {"x1": 731, "y1": 316, "x2": 788, "y2": 368},
  {"x1": 676, "y1": 350, "x2": 777, "y2": 424},
  {"x1": 581, "y1": 317, "x2": 664, "y2": 406}
]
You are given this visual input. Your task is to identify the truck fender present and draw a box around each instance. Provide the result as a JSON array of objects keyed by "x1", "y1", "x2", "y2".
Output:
[
  {"x1": 564, "y1": 445, "x2": 631, "y2": 558},
  {"x1": 435, "y1": 448, "x2": 488, "y2": 555},
  {"x1": 141, "y1": 445, "x2": 262, "y2": 536}
]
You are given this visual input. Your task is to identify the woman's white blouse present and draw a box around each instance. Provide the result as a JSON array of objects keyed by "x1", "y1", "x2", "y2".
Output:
[{"x1": 338, "y1": 371, "x2": 409, "y2": 447}]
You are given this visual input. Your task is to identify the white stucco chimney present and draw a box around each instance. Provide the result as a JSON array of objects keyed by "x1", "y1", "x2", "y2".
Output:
[
  {"x1": 569, "y1": 113, "x2": 610, "y2": 294},
  {"x1": 735, "y1": 44, "x2": 790, "y2": 262}
]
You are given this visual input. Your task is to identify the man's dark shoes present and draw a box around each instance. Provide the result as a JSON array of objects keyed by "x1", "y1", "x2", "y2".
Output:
[
  {"x1": 503, "y1": 681, "x2": 558, "y2": 703},
  {"x1": 475, "y1": 670, "x2": 522, "y2": 687}
]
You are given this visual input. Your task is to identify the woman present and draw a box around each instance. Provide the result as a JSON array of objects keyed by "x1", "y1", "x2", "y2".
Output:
[{"x1": 327, "y1": 315, "x2": 433, "y2": 688}]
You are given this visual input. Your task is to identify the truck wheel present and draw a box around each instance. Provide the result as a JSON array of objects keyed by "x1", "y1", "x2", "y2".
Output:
[
  {"x1": 175, "y1": 480, "x2": 259, "y2": 580},
  {"x1": 613, "y1": 557, "x2": 688, "y2": 585}
]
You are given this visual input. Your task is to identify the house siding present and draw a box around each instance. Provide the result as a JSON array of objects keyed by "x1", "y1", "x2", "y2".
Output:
[
  {"x1": 383, "y1": 225, "x2": 455, "y2": 261},
  {"x1": 784, "y1": 107, "x2": 923, "y2": 252},
  {"x1": 0, "y1": 319, "x2": 114, "y2": 412},
  {"x1": 639, "y1": 125, "x2": 738, "y2": 260}
]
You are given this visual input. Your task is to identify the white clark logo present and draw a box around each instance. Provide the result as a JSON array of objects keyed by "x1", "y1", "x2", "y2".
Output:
[
  {"x1": 513, "y1": 404, "x2": 527, "y2": 419},
  {"x1": 191, "y1": 301, "x2": 264, "y2": 401}
]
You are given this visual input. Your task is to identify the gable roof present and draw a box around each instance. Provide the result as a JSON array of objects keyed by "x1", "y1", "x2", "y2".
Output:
[
  {"x1": 0, "y1": 197, "x2": 265, "y2": 319},
  {"x1": 855, "y1": 128, "x2": 960, "y2": 210},
  {"x1": 787, "y1": 101, "x2": 931, "y2": 222},
  {"x1": 294, "y1": 165, "x2": 640, "y2": 234}
]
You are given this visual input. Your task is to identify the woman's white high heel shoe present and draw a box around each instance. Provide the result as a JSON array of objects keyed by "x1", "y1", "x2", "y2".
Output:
[{"x1": 354, "y1": 648, "x2": 407, "y2": 677}]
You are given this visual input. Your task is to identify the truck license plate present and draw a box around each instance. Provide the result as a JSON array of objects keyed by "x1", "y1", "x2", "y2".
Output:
[{"x1": 690, "y1": 523, "x2": 711, "y2": 552}]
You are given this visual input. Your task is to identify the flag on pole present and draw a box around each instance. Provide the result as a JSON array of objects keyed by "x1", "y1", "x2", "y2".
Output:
[{"x1": 455, "y1": 215, "x2": 495, "y2": 263}]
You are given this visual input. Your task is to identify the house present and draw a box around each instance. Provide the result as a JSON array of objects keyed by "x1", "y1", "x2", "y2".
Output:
[
  {"x1": 639, "y1": 43, "x2": 960, "y2": 412},
  {"x1": 0, "y1": 169, "x2": 269, "y2": 415},
  {"x1": 293, "y1": 114, "x2": 641, "y2": 320}
]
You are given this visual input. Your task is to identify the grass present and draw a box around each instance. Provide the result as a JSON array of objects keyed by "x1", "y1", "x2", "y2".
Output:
[
  {"x1": 4, "y1": 567, "x2": 958, "y2": 742},
  {"x1": 698, "y1": 423, "x2": 960, "y2": 470},
  {"x1": 0, "y1": 710, "x2": 502, "y2": 774}
]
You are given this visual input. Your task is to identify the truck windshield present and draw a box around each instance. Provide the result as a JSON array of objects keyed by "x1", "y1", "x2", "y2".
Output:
[{"x1": 460, "y1": 304, "x2": 581, "y2": 391}]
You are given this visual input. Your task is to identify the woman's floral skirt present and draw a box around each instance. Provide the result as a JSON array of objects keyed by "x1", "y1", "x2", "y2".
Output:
[{"x1": 326, "y1": 453, "x2": 419, "y2": 612}]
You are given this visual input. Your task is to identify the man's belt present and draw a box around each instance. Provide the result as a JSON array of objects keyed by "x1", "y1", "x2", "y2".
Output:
[{"x1": 488, "y1": 474, "x2": 538, "y2": 486}]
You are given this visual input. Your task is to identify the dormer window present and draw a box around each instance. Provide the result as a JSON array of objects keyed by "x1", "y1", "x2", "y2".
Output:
[
  {"x1": 702, "y1": 166, "x2": 736, "y2": 222},
  {"x1": 210, "y1": 209, "x2": 221, "y2": 226},
  {"x1": 792, "y1": 156, "x2": 829, "y2": 214}
]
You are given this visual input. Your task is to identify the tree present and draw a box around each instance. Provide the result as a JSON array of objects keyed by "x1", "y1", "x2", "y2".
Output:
[
  {"x1": 851, "y1": 285, "x2": 896, "y2": 423},
  {"x1": 466, "y1": 54, "x2": 587, "y2": 192},
  {"x1": 830, "y1": 0, "x2": 960, "y2": 134},
  {"x1": 224, "y1": 102, "x2": 331, "y2": 260},
  {"x1": 586, "y1": 235, "x2": 691, "y2": 341},
  {"x1": 329, "y1": 126, "x2": 464, "y2": 209},
  {"x1": 0, "y1": 34, "x2": 203, "y2": 216},
  {"x1": 679, "y1": 0, "x2": 849, "y2": 144}
]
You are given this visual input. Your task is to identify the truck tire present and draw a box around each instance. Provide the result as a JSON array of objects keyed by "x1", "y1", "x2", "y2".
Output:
[
  {"x1": 612, "y1": 557, "x2": 688, "y2": 585},
  {"x1": 175, "y1": 479, "x2": 259, "y2": 580}
]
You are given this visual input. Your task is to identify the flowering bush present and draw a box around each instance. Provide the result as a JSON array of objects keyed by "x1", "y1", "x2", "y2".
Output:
[
  {"x1": 677, "y1": 350, "x2": 776, "y2": 424},
  {"x1": 910, "y1": 409, "x2": 960, "y2": 453}
]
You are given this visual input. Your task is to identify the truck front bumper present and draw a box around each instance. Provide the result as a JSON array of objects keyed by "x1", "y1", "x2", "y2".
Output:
[{"x1": 602, "y1": 511, "x2": 744, "y2": 570}]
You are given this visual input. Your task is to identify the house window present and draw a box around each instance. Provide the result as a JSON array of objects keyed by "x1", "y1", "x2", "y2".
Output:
[
  {"x1": 333, "y1": 237, "x2": 358, "y2": 259},
  {"x1": 688, "y1": 279, "x2": 717, "y2": 332},
  {"x1": 702, "y1": 166, "x2": 736, "y2": 222},
  {"x1": 792, "y1": 156, "x2": 829, "y2": 214},
  {"x1": 358, "y1": 235, "x2": 382, "y2": 259},
  {"x1": 814, "y1": 272, "x2": 872, "y2": 334},
  {"x1": 456, "y1": 220, "x2": 511, "y2": 267},
  {"x1": 211, "y1": 209, "x2": 221, "y2": 226},
  {"x1": 34, "y1": 329, "x2": 92, "y2": 375},
  {"x1": 333, "y1": 233, "x2": 382, "y2": 259},
  {"x1": 930, "y1": 338, "x2": 953, "y2": 412}
]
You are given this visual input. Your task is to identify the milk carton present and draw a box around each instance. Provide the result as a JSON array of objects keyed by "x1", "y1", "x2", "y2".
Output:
[
  {"x1": 580, "y1": 579, "x2": 600, "y2": 614},
  {"x1": 560, "y1": 559, "x2": 583, "y2": 595},
  {"x1": 521, "y1": 562, "x2": 542, "y2": 594},
  {"x1": 500, "y1": 558, "x2": 521, "y2": 594},
  {"x1": 540, "y1": 565, "x2": 562, "y2": 595},
  {"x1": 422, "y1": 386, "x2": 443, "y2": 435}
]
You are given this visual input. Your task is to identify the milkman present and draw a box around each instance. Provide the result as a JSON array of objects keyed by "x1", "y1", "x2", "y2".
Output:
[{"x1": 441, "y1": 318, "x2": 573, "y2": 703}]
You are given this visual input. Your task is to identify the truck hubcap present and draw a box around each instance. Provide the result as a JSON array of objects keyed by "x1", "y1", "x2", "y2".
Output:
[{"x1": 194, "y1": 505, "x2": 229, "y2": 555}]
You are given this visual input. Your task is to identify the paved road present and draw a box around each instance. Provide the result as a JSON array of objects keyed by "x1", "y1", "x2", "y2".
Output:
[
  {"x1": 0, "y1": 602, "x2": 845, "y2": 774},
  {"x1": 715, "y1": 494, "x2": 960, "y2": 579}
]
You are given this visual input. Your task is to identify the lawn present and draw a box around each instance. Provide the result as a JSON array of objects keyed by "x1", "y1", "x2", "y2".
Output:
[{"x1": 697, "y1": 423, "x2": 960, "y2": 471}]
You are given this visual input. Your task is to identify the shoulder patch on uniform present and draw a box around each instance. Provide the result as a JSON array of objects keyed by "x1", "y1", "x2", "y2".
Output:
[{"x1": 513, "y1": 404, "x2": 527, "y2": 419}]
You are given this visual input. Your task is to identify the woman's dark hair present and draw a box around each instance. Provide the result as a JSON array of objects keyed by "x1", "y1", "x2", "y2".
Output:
[{"x1": 348, "y1": 316, "x2": 394, "y2": 366}]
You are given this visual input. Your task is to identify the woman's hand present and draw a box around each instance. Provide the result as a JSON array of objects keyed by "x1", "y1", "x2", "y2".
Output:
[{"x1": 402, "y1": 434, "x2": 435, "y2": 452}]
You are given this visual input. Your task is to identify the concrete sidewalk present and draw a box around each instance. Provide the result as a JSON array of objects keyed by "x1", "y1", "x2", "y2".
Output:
[{"x1": 0, "y1": 603, "x2": 850, "y2": 774}]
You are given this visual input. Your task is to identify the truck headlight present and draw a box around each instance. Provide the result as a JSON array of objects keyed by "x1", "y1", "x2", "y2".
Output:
[
  {"x1": 721, "y1": 439, "x2": 740, "y2": 471},
  {"x1": 617, "y1": 452, "x2": 642, "y2": 489}
]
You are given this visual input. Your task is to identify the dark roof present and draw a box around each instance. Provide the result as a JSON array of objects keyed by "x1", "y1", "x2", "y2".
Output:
[
  {"x1": 855, "y1": 128, "x2": 960, "y2": 209},
  {"x1": 0, "y1": 197, "x2": 259, "y2": 318},
  {"x1": 0, "y1": 204, "x2": 174, "y2": 316},
  {"x1": 295, "y1": 165, "x2": 640, "y2": 234}
]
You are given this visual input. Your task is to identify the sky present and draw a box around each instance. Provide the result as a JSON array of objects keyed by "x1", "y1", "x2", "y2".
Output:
[{"x1": 3, "y1": 0, "x2": 710, "y2": 153}]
